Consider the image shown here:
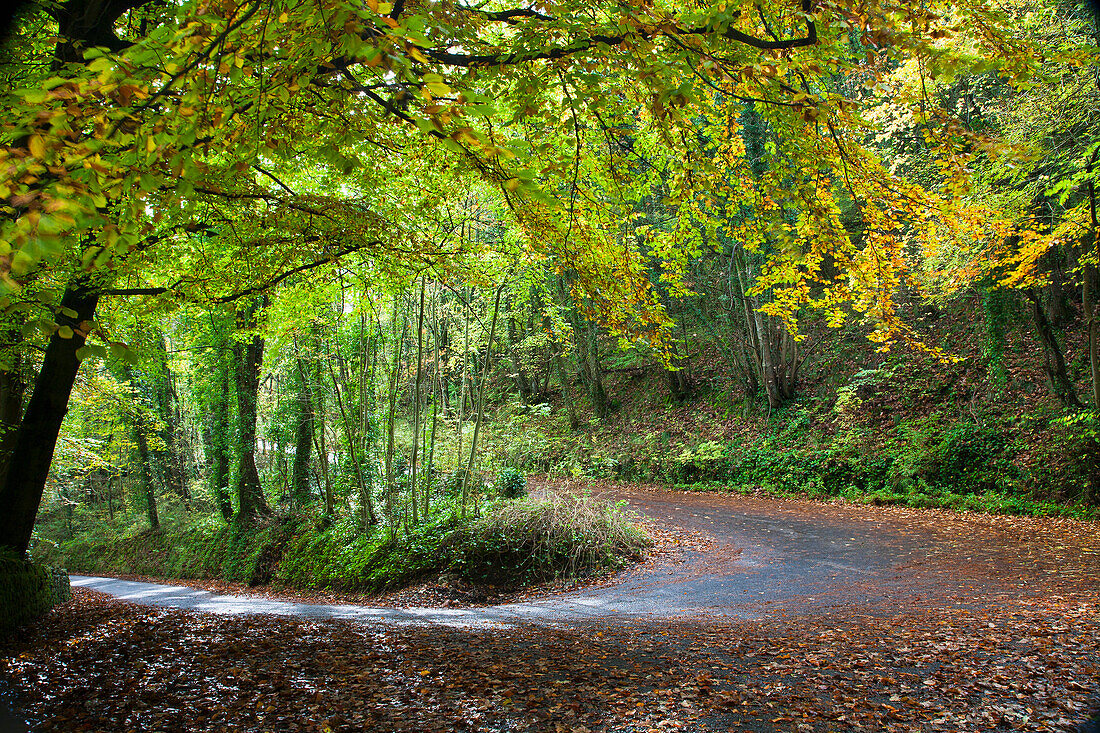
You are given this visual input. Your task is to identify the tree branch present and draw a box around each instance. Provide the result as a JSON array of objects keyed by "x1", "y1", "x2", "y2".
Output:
[
  {"x1": 105, "y1": 241, "x2": 382, "y2": 302},
  {"x1": 422, "y1": 4, "x2": 817, "y2": 68}
]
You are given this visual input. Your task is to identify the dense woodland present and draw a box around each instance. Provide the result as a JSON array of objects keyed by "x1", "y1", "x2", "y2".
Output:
[{"x1": 1, "y1": 0, "x2": 1099, "y2": 591}]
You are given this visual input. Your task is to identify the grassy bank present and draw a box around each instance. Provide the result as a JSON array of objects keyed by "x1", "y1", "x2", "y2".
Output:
[{"x1": 33, "y1": 493, "x2": 651, "y2": 592}]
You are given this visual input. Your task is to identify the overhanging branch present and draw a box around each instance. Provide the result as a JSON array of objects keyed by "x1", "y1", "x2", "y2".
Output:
[{"x1": 105, "y1": 240, "x2": 382, "y2": 302}]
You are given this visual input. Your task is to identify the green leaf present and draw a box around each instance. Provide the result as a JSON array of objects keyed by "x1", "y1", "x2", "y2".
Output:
[{"x1": 76, "y1": 344, "x2": 108, "y2": 360}]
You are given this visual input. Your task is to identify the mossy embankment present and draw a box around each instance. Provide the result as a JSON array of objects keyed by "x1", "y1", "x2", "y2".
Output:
[{"x1": 34, "y1": 492, "x2": 651, "y2": 594}]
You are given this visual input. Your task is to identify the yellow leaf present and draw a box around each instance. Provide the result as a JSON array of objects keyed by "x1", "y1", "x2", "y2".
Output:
[
  {"x1": 424, "y1": 81, "x2": 450, "y2": 97},
  {"x1": 278, "y1": 11, "x2": 288, "y2": 22},
  {"x1": 145, "y1": 136, "x2": 157, "y2": 153},
  {"x1": 408, "y1": 47, "x2": 429, "y2": 64},
  {"x1": 28, "y1": 136, "x2": 45, "y2": 159}
]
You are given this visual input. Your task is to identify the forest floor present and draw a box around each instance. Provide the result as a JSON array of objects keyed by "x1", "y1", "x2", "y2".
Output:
[{"x1": 5, "y1": 479, "x2": 1100, "y2": 732}]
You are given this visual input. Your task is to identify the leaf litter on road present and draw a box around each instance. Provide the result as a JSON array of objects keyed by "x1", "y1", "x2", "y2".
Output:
[
  {"x1": 3, "y1": 588, "x2": 1098, "y2": 732},
  {"x1": 7, "y1": 482, "x2": 1100, "y2": 731}
]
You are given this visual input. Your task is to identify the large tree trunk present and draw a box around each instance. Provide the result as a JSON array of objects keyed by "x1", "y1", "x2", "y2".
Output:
[
  {"x1": 233, "y1": 299, "x2": 270, "y2": 520},
  {"x1": 0, "y1": 278, "x2": 99, "y2": 557}
]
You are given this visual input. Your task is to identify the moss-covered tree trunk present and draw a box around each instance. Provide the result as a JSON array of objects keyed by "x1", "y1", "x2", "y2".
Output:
[
  {"x1": 291, "y1": 357, "x2": 314, "y2": 507},
  {"x1": 206, "y1": 332, "x2": 234, "y2": 522},
  {"x1": 233, "y1": 298, "x2": 270, "y2": 520},
  {"x1": 120, "y1": 364, "x2": 160, "y2": 531}
]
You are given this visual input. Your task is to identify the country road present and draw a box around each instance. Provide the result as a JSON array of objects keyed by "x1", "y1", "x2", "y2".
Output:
[{"x1": 71, "y1": 481, "x2": 1100, "y2": 625}]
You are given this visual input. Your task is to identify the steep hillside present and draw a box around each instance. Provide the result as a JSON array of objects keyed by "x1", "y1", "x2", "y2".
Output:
[{"x1": 484, "y1": 296, "x2": 1098, "y2": 517}]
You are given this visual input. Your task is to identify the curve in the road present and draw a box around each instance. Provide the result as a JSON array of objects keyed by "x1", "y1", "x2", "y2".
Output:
[{"x1": 71, "y1": 487, "x2": 1081, "y2": 626}]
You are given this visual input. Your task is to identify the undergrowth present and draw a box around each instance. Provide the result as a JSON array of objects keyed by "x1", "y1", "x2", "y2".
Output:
[
  {"x1": 485, "y1": 397, "x2": 1100, "y2": 519},
  {"x1": 448, "y1": 492, "x2": 650, "y2": 585}
]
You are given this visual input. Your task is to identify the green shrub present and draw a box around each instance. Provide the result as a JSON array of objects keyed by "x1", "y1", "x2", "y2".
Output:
[
  {"x1": 448, "y1": 493, "x2": 650, "y2": 585},
  {"x1": 496, "y1": 467, "x2": 527, "y2": 499}
]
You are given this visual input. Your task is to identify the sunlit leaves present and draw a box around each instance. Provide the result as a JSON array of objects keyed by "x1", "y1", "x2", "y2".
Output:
[{"x1": 0, "y1": 0, "x2": 1061, "y2": 354}]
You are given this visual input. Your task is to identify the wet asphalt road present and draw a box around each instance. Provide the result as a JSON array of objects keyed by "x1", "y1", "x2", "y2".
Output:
[{"x1": 71, "y1": 487, "x2": 1055, "y2": 627}]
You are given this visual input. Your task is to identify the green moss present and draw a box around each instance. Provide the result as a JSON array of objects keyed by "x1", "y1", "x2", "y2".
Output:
[
  {"x1": 0, "y1": 552, "x2": 71, "y2": 631},
  {"x1": 38, "y1": 494, "x2": 653, "y2": 594}
]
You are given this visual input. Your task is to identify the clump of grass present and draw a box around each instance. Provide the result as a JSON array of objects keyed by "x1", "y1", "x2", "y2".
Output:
[{"x1": 449, "y1": 492, "x2": 651, "y2": 585}]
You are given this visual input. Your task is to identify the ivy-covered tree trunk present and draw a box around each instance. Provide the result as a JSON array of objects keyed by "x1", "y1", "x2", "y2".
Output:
[
  {"x1": 205, "y1": 334, "x2": 234, "y2": 522},
  {"x1": 132, "y1": 408, "x2": 160, "y2": 531},
  {"x1": 233, "y1": 299, "x2": 270, "y2": 520},
  {"x1": 120, "y1": 364, "x2": 160, "y2": 531},
  {"x1": 291, "y1": 357, "x2": 314, "y2": 507},
  {"x1": 1027, "y1": 289, "x2": 1082, "y2": 409},
  {"x1": 0, "y1": 278, "x2": 99, "y2": 557},
  {"x1": 149, "y1": 332, "x2": 188, "y2": 509}
]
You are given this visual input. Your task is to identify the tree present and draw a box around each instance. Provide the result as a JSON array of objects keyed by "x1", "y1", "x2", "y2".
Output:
[{"x1": 232, "y1": 297, "x2": 270, "y2": 520}]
